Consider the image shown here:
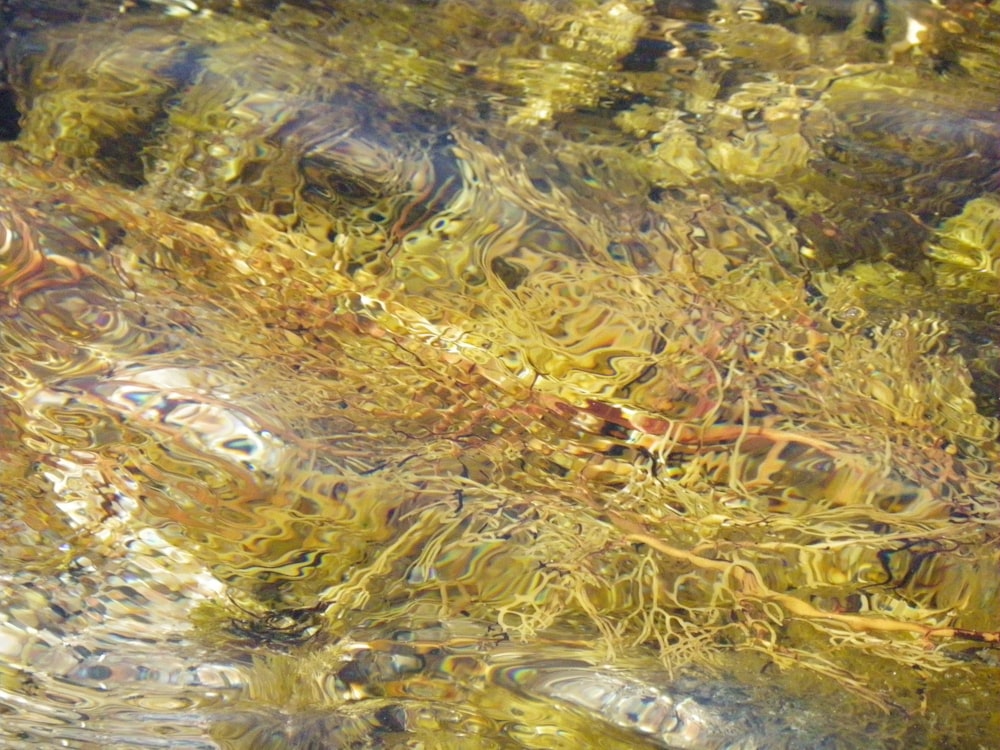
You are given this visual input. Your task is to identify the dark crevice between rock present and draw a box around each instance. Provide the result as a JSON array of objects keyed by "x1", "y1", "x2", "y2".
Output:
[
  {"x1": 620, "y1": 37, "x2": 676, "y2": 73},
  {"x1": 0, "y1": 86, "x2": 19, "y2": 141}
]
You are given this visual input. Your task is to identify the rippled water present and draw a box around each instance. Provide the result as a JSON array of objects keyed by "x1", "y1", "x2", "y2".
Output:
[{"x1": 1, "y1": 1, "x2": 999, "y2": 748}]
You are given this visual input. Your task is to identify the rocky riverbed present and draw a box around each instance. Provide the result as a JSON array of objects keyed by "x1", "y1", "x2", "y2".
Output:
[{"x1": 1, "y1": 1, "x2": 998, "y2": 747}]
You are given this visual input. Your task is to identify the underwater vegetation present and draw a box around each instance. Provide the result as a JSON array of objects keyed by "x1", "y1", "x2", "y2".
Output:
[{"x1": 0, "y1": 0, "x2": 999, "y2": 748}]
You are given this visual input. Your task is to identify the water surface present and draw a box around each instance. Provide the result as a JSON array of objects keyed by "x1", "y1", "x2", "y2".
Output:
[{"x1": 0, "y1": 1, "x2": 998, "y2": 748}]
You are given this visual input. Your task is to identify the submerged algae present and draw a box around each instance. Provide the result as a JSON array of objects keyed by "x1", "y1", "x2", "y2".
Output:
[{"x1": 1, "y1": 1, "x2": 999, "y2": 748}]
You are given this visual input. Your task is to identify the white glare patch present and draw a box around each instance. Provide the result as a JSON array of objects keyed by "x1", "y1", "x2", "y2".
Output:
[
  {"x1": 906, "y1": 17, "x2": 928, "y2": 47},
  {"x1": 78, "y1": 365, "x2": 294, "y2": 478}
]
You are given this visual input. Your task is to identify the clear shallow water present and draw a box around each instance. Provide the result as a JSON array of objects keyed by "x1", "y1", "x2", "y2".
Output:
[{"x1": 0, "y1": 1, "x2": 999, "y2": 748}]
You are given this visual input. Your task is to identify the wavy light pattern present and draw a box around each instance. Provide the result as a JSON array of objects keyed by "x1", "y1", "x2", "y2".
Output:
[{"x1": 0, "y1": 1, "x2": 999, "y2": 748}]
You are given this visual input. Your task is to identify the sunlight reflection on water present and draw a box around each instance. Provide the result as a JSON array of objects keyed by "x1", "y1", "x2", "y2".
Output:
[{"x1": 1, "y1": 1, "x2": 999, "y2": 748}]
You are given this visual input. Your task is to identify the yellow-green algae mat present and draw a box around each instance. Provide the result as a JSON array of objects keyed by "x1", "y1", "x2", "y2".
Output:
[{"x1": 0, "y1": 0, "x2": 998, "y2": 748}]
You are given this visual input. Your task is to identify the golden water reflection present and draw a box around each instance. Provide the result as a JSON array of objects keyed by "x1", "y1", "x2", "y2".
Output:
[{"x1": 0, "y1": 1, "x2": 999, "y2": 748}]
